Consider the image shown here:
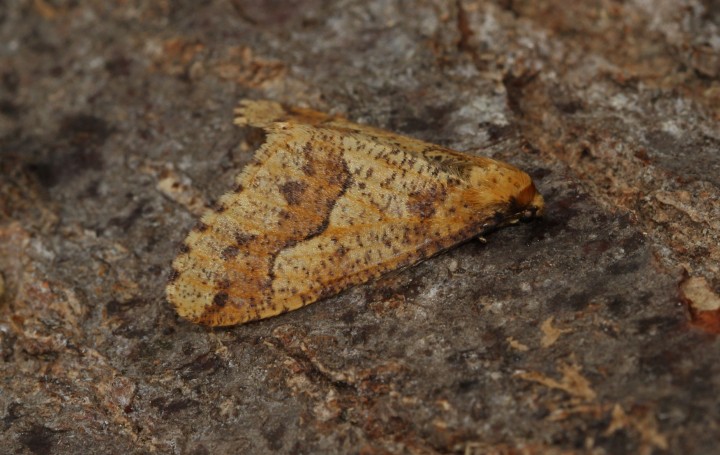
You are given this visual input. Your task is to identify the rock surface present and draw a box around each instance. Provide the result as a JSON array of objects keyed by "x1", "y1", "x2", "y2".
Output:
[{"x1": 1, "y1": 1, "x2": 718, "y2": 454}]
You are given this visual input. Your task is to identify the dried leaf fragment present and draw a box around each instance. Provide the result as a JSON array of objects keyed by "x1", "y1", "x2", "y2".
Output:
[
  {"x1": 540, "y1": 316, "x2": 572, "y2": 348},
  {"x1": 516, "y1": 362, "x2": 596, "y2": 402},
  {"x1": 605, "y1": 404, "x2": 668, "y2": 453},
  {"x1": 680, "y1": 275, "x2": 720, "y2": 334},
  {"x1": 166, "y1": 100, "x2": 544, "y2": 326}
]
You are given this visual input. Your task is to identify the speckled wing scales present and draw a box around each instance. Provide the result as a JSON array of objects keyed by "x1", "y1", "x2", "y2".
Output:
[
  {"x1": 167, "y1": 100, "x2": 544, "y2": 326},
  {"x1": 269, "y1": 129, "x2": 485, "y2": 314},
  {"x1": 167, "y1": 118, "x2": 351, "y2": 326}
]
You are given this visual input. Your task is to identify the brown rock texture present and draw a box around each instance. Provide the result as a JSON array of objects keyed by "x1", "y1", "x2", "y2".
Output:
[{"x1": 1, "y1": 1, "x2": 718, "y2": 453}]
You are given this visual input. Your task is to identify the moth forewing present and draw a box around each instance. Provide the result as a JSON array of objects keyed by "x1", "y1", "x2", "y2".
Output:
[{"x1": 167, "y1": 100, "x2": 544, "y2": 326}]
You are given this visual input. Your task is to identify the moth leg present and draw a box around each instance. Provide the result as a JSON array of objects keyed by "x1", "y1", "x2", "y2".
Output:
[
  {"x1": 234, "y1": 99, "x2": 287, "y2": 128},
  {"x1": 234, "y1": 99, "x2": 336, "y2": 130}
]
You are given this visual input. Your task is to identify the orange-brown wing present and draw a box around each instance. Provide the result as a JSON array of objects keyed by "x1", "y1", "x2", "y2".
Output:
[
  {"x1": 167, "y1": 100, "x2": 540, "y2": 326},
  {"x1": 268, "y1": 127, "x2": 494, "y2": 314},
  {"x1": 233, "y1": 100, "x2": 514, "y2": 186},
  {"x1": 167, "y1": 121, "x2": 352, "y2": 326}
]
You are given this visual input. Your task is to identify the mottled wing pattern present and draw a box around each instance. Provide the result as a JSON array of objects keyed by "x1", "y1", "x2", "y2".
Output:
[
  {"x1": 269, "y1": 129, "x2": 490, "y2": 314},
  {"x1": 167, "y1": 100, "x2": 542, "y2": 326},
  {"x1": 167, "y1": 121, "x2": 351, "y2": 325}
]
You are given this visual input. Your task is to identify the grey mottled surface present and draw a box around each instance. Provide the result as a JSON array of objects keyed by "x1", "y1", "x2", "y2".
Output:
[{"x1": 1, "y1": 1, "x2": 719, "y2": 454}]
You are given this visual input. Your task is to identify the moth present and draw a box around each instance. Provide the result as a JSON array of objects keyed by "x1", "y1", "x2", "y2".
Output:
[{"x1": 167, "y1": 100, "x2": 544, "y2": 326}]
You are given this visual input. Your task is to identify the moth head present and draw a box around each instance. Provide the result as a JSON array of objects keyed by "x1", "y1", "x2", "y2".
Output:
[
  {"x1": 514, "y1": 180, "x2": 544, "y2": 221},
  {"x1": 465, "y1": 160, "x2": 544, "y2": 225}
]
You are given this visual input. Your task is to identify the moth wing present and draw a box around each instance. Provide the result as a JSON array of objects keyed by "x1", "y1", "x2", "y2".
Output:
[
  {"x1": 168, "y1": 100, "x2": 536, "y2": 326},
  {"x1": 230, "y1": 102, "x2": 534, "y2": 315},
  {"x1": 234, "y1": 99, "x2": 497, "y2": 173},
  {"x1": 265, "y1": 129, "x2": 490, "y2": 314},
  {"x1": 167, "y1": 121, "x2": 352, "y2": 326}
]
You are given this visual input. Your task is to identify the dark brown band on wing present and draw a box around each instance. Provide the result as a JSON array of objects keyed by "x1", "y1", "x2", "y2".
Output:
[{"x1": 195, "y1": 134, "x2": 351, "y2": 325}]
